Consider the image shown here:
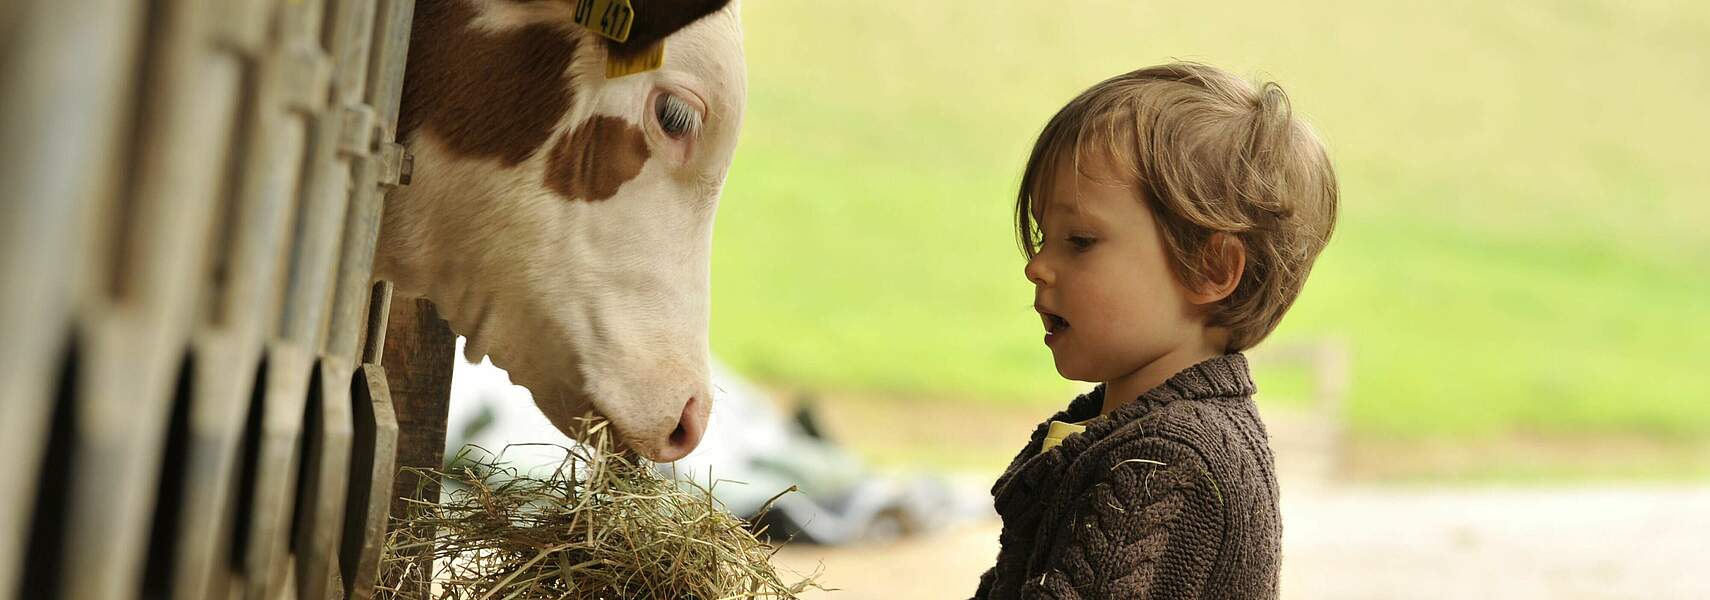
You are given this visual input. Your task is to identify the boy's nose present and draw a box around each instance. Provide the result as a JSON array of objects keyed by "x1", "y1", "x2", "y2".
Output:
[{"x1": 1025, "y1": 256, "x2": 1053, "y2": 286}]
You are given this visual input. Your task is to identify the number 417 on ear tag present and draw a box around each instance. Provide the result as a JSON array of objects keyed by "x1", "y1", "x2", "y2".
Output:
[{"x1": 574, "y1": 0, "x2": 635, "y2": 43}]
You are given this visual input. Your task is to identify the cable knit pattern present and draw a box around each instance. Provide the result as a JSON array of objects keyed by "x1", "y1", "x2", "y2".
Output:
[{"x1": 972, "y1": 354, "x2": 1281, "y2": 599}]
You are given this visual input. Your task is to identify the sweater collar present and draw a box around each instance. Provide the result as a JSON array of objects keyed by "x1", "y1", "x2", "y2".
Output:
[
  {"x1": 991, "y1": 353, "x2": 1256, "y2": 506},
  {"x1": 1048, "y1": 353, "x2": 1255, "y2": 440},
  {"x1": 1095, "y1": 352, "x2": 1256, "y2": 416}
]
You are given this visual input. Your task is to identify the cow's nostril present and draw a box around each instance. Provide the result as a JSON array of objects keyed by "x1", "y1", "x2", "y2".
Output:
[
  {"x1": 653, "y1": 395, "x2": 706, "y2": 462},
  {"x1": 669, "y1": 421, "x2": 690, "y2": 446}
]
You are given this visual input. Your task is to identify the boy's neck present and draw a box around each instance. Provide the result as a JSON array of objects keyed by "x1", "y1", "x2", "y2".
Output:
[{"x1": 1100, "y1": 334, "x2": 1229, "y2": 416}]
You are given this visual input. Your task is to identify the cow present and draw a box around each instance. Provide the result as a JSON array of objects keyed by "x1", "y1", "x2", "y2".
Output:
[{"x1": 375, "y1": 0, "x2": 745, "y2": 462}]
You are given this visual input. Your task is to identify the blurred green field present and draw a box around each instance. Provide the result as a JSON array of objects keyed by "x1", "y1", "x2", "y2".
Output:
[{"x1": 708, "y1": 1, "x2": 1710, "y2": 454}]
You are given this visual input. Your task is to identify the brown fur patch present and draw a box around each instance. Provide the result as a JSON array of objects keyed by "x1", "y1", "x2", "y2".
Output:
[
  {"x1": 546, "y1": 116, "x2": 651, "y2": 201},
  {"x1": 398, "y1": 0, "x2": 579, "y2": 166}
]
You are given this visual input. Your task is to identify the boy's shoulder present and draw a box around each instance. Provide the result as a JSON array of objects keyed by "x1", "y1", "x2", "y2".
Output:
[{"x1": 1094, "y1": 391, "x2": 1270, "y2": 470}]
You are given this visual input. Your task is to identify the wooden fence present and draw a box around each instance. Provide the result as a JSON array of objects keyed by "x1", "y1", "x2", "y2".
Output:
[{"x1": 0, "y1": 0, "x2": 423, "y2": 598}]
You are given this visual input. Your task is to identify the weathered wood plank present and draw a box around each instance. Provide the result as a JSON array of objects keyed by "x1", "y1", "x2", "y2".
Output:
[
  {"x1": 162, "y1": 336, "x2": 270, "y2": 600},
  {"x1": 327, "y1": 152, "x2": 383, "y2": 356},
  {"x1": 52, "y1": 0, "x2": 246, "y2": 593},
  {"x1": 342, "y1": 362, "x2": 400, "y2": 600},
  {"x1": 140, "y1": 348, "x2": 199, "y2": 600},
  {"x1": 0, "y1": 0, "x2": 146, "y2": 595},
  {"x1": 279, "y1": 88, "x2": 343, "y2": 351},
  {"x1": 234, "y1": 0, "x2": 345, "y2": 594},
  {"x1": 163, "y1": 0, "x2": 295, "y2": 583},
  {"x1": 184, "y1": 2, "x2": 311, "y2": 594},
  {"x1": 366, "y1": 0, "x2": 417, "y2": 142},
  {"x1": 290, "y1": 0, "x2": 390, "y2": 594},
  {"x1": 60, "y1": 319, "x2": 194, "y2": 600},
  {"x1": 16, "y1": 336, "x2": 82, "y2": 599},
  {"x1": 4, "y1": 0, "x2": 416, "y2": 598},
  {"x1": 203, "y1": 351, "x2": 277, "y2": 600},
  {"x1": 380, "y1": 298, "x2": 457, "y2": 597},
  {"x1": 294, "y1": 359, "x2": 357, "y2": 600},
  {"x1": 236, "y1": 343, "x2": 317, "y2": 599}
]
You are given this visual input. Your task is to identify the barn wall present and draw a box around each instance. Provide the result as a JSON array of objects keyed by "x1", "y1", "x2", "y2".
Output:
[{"x1": 0, "y1": 1, "x2": 417, "y2": 598}]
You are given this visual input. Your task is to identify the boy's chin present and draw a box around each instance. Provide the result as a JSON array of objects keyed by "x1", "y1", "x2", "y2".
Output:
[{"x1": 1050, "y1": 357, "x2": 1099, "y2": 384}]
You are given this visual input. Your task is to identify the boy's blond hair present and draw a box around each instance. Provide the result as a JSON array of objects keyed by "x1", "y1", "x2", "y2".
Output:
[{"x1": 1017, "y1": 62, "x2": 1339, "y2": 351}]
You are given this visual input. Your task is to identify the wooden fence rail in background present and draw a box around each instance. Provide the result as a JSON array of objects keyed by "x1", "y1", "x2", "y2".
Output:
[{"x1": 0, "y1": 1, "x2": 420, "y2": 598}]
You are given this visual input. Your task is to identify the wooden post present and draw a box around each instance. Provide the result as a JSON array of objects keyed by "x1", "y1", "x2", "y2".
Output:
[
  {"x1": 380, "y1": 298, "x2": 456, "y2": 597},
  {"x1": 342, "y1": 361, "x2": 400, "y2": 600}
]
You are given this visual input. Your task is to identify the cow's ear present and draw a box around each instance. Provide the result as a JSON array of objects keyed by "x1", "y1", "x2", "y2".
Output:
[{"x1": 607, "y1": 0, "x2": 731, "y2": 57}]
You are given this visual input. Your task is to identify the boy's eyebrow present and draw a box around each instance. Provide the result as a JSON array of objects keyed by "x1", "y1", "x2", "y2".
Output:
[
  {"x1": 1047, "y1": 197, "x2": 1103, "y2": 230},
  {"x1": 1041, "y1": 197, "x2": 1084, "y2": 217}
]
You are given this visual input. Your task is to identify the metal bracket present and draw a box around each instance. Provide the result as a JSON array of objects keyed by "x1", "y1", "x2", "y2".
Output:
[{"x1": 376, "y1": 141, "x2": 412, "y2": 188}]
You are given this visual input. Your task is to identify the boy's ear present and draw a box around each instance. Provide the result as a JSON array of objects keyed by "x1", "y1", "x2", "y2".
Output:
[
  {"x1": 603, "y1": 0, "x2": 733, "y2": 58},
  {"x1": 1188, "y1": 233, "x2": 1245, "y2": 306}
]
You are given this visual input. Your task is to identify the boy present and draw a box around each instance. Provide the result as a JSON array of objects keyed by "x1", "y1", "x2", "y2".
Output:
[{"x1": 973, "y1": 62, "x2": 1338, "y2": 599}]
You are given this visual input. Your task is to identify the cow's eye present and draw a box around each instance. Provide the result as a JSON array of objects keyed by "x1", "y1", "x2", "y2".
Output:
[{"x1": 655, "y1": 93, "x2": 701, "y2": 139}]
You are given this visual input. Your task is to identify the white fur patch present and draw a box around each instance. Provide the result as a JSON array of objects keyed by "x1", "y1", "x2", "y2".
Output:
[{"x1": 376, "y1": 3, "x2": 747, "y2": 462}]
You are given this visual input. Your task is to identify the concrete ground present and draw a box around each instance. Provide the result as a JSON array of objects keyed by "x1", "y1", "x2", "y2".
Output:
[{"x1": 773, "y1": 484, "x2": 1710, "y2": 599}]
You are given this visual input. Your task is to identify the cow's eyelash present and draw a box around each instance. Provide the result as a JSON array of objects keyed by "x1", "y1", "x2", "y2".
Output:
[{"x1": 655, "y1": 93, "x2": 702, "y2": 139}]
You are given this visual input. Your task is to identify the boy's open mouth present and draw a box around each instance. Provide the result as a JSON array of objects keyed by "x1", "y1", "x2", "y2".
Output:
[{"x1": 1042, "y1": 312, "x2": 1070, "y2": 335}]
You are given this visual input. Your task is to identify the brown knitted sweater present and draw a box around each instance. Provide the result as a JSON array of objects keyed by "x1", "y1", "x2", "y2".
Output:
[{"x1": 972, "y1": 354, "x2": 1281, "y2": 599}]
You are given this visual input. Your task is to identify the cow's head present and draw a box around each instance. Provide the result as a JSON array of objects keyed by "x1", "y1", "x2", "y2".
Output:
[{"x1": 378, "y1": 0, "x2": 744, "y2": 462}]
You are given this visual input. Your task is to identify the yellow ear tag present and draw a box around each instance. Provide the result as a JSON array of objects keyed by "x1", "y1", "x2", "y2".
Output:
[
  {"x1": 605, "y1": 42, "x2": 665, "y2": 78},
  {"x1": 574, "y1": 0, "x2": 664, "y2": 78},
  {"x1": 573, "y1": 0, "x2": 635, "y2": 42}
]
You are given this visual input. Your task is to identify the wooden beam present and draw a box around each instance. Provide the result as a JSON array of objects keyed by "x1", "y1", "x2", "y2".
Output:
[{"x1": 379, "y1": 297, "x2": 456, "y2": 596}]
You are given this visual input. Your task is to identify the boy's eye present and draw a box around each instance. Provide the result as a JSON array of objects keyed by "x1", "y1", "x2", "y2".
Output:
[{"x1": 1068, "y1": 235, "x2": 1097, "y2": 250}]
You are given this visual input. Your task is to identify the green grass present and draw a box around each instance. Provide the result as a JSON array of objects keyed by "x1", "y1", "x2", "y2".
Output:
[{"x1": 709, "y1": 1, "x2": 1710, "y2": 447}]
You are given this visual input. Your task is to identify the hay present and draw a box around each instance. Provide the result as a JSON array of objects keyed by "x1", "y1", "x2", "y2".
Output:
[{"x1": 377, "y1": 417, "x2": 823, "y2": 600}]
